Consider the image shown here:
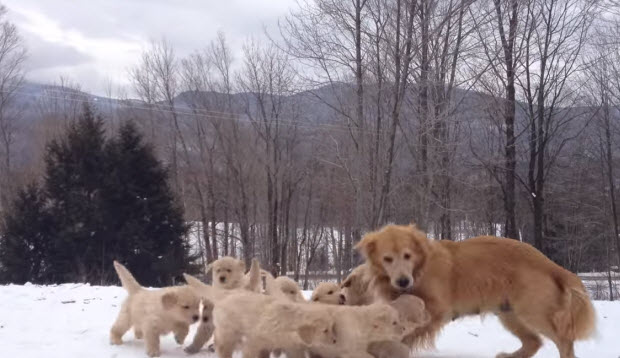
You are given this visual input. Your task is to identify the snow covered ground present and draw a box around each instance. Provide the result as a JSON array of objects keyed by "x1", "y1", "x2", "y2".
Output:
[{"x1": 0, "y1": 283, "x2": 618, "y2": 358}]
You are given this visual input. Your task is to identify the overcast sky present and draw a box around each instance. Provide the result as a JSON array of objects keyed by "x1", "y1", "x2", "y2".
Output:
[{"x1": 3, "y1": 0, "x2": 295, "y2": 96}]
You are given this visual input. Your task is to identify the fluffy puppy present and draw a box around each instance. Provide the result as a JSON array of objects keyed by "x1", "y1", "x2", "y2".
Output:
[
  {"x1": 109, "y1": 261, "x2": 201, "y2": 357},
  {"x1": 207, "y1": 256, "x2": 261, "y2": 292},
  {"x1": 185, "y1": 258, "x2": 261, "y2": 354},
  {"x1": 262, "y1": 270, "x2": 306, "y2": 302},
  {"x1": 312, "y1": 301, "x2": 415, "y2": 358},
  {"x1": 184, "y1": 275, "x2": 338, "y2": 358},
  {"x1": 340, "y1": 263, "x2": 374, "y2": 306},
  {"x1": 356, "y1": 224, "x2": 596, "y2": 358},
  {"x1": 311, "y1": 282, "x2": 345, "y2": 305}
]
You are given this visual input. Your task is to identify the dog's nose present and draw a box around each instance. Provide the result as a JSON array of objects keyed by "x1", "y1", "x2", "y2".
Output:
[
  {"x1": 192, "y1": 315, "x2": 199, "y2": 322},
  {"x1": 396, "y1": 277, "x2": 410, "y2": 288},
  {"x1": 219, "y1": 276, "x2": 226, "y2": 283}
]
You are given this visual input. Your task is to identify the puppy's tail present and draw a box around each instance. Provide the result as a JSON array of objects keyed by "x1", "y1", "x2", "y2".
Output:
[
  {"x1": 244, "y1": 258, "x2": 262, "y2": 292},
  {"x1": 113, "y1": 261, "x2": 142, "y2": 294},
  {"x1": 261, "y1": 269, "x2": 277, "y2": 295},
  {"x1": 552, "y1": 272, "x2": 596, "y2": 341}
]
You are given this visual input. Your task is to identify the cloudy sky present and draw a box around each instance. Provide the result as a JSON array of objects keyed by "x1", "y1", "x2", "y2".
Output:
[{"x1": 3, "y1": 0, "x2": 295, "y2": 96}]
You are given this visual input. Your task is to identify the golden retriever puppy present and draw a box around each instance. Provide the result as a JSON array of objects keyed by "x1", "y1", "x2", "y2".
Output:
[
  {"x1": 207, "y1": 256, "x2": 261, "y2": 291},
  {"x1": 340, "y1": 263, "x2": 374, "y2": 305},
  {"x1": 109, "y1": 261, "x2": 201, "y2": 357},
  {"x1": 262, "y1": 270, "x2": 306, "y2": 302},
  {"x1": 356, "y1": 224, "x2": 596, "y2": 358},
  {"x1": 185, "y1": 258, "x2": 261, "y2": 354},
  {"x1": 311, "y1": 282, "x2": 345, "y2": 305},
  {"x1": 211, "y1": 289, "x2": 338, "y2": 358}
]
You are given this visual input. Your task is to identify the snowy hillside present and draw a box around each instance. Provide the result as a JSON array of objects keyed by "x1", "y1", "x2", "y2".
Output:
[{"x1": 0, "y1": 284, "x2": 617, "y2": 357}]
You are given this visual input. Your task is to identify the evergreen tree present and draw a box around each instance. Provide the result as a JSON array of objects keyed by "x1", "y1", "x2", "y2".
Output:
[
  {"x1": 43, "y1": 104, "x2": 108, "y2": 282},
  {"x1": 0, "y1": 184, "x2": 53, "y2": 284},
  {"x1": 102, "y1": 121, "x2": 190, "y2": 286}
]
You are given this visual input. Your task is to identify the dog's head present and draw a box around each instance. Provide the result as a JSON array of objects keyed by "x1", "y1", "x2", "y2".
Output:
[
  {"x1": 389, "y1": 294, "x2": 431, "y2": 334},
  {"x1": 298, "y1": 316, "x2": 338, "y2": 347},
  {"x1": 161, "y1": 286, "x2": 201, "y2": 325},
  {"x1": 340, "y1": 264, "x2": 371, "y2": 305},
  {"x1": 311, "y1": 282, "x2": 345, "y2": 305},
  {"x1": 364, "y1": 303, "x2": 409, "y2": 341},
  {"x1": 206, "y1": 256, "x2": 246, "y2": 289},
  {"x1": 355, "y1": 224, "x2": 430, "y2": 292},
  {"x1": 277, "y1": 277, "x2": 306, "y2": 302}
]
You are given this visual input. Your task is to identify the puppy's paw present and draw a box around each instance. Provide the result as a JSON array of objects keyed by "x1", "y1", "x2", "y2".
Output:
[
  {"x1": 110, "y1": 335, "x2": 123, "y2": 345},
  {"x1": 184, "y1": 345, "x2": 200, "y2": 354},
  {"x1": 134, "y1": 329, "x2": 143, "y2": 339},
  {"x1": 174, "y1": 333, "x2": 187, "y2": 345},
  {"x1": 147, "y1": 347, "x2": 161, "y2": 357},
  {"x1": 207, "y1": 343, "x2": 215, "y2": 353}
]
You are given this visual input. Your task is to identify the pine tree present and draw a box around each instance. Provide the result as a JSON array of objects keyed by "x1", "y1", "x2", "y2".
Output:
[
  {"x1": 43, "y1": 104, "x2": 108, "y2": 282},
  {"x1": 102, "y1": 121, "x2": 191, "y2": 286},
  {"x1": 0, "y1": 184, "x2": 53, "y2": 284}
]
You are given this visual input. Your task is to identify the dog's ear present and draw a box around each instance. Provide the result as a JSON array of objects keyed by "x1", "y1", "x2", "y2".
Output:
[
  {"x1": 354, "y1": 233, "x2": 377, "y2": 259},
  {"x1": 161, "y1": 292, "x2": 178, "y2": 309},
  {"x1": 297, "y1": 324, "x2": 317, "y2": 345},
  {"x1": 183, "y1": 273, "x2": 209, "y2": 290},
  {"x1": 205, "y1": 262, "x2": 213, "y2": 274},
  {"x1": 341, "y1": 273, "x2": 355, "y2": 288}
]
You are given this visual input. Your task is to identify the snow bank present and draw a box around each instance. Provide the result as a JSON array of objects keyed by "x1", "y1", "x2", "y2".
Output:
[{"x1": 0, "y1": 284, "x2": 618, "y2": 357}]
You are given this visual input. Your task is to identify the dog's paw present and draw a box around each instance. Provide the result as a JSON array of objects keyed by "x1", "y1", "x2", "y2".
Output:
[
  {"x1": 147, "y1": 347, "x2": 161, "y2": 357},
  {"x1": 134, "y1": 330, "x2": 143, "y2": 339},
  {"x1": 174, "y1": 334, "x2": 186, "y2": 345},
  {"x1": 207, "y1": 343, "x2": 215, "y2": 353},
  {"x1": 110, "y1": 335, "x2": 123, "y2": 345},
  {"x1": 184, "y1": 345, "x2": 200, "y2": 354}
]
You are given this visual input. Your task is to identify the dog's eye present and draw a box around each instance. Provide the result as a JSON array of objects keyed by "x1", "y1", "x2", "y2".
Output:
[
  {"x1": 403, "y1": 253, "x2": 411, "y2": 260},
  {"x1": 226, "y1": 269, "x2": 231, "y2": 273},
  {"x1": 203, "y1": 317, "x2": 209, "y2": 322},
  {"x1": 393, "y1": 321, "x2": 397, "y2": 325},
  {"x1": 182, "y1": 305, "x2": 190, "y2": 309},
  {"x1": 323, "y1": 329, "x2": 328, "y2": 333},
  {"x1": 383, "y1": 256, "x2": 393, "y2": 263},
  {"x1": 327, "y1": 290, "x2": 333, "y2": 295},
  {"x1": 313, "y1": 297, "x2": 319, "y2": 301}
]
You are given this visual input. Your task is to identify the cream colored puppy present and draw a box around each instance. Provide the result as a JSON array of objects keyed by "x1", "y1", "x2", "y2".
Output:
[
  {"x1": 185, "y1": 258, "x2": 261, "y2": 354},
  {"x1": 340, "y1": 263, "x2": 374, "y2": 305},
  {"x1": 311, "y1": 282, "x2": 345, "y2": 305},
  {"x1": 262, "y1": 270, "x2": 306, "y2": 302},
  {"x1": 207, "y1": 256, "x2": 261, "y2": 291},
  {"x1": 183, "y1": 274, "x2": 337, "y2": 358},
  {"x1": 109, "y1": 261, "x2": 201, "y2": 357}
]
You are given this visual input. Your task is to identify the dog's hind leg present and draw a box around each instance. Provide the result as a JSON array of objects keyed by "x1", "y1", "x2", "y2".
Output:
[
  {"x1": 144, "y1": 326, "x2": 161, "y2": 357},
  {"x1": 173, "y1": 323, "x2": 189, "y2": 345},
  {"x1": 496, "y1": 313, "x2": 542, "y2": 358},
  {"x1": 110, "y1": 302, "x2": 131, "y2": 345}
]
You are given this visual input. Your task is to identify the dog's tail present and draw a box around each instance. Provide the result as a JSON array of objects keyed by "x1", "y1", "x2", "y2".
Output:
[
  {"x1": 113, "y1": 261, "x2": 142, "y2": 294},
  {"x1": 261, "y1": 269, "x2": 277, "y2": 295},
  {"x1": 244, "y1": 258, "x2": 262, "y2": 292},
  {"x1": 552, "y1": 272, "x2": 596, "y2": 341}
]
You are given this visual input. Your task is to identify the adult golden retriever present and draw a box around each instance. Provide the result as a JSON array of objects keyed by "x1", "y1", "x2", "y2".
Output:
[{"x1": 355, "y1": 224, "x2": 595, "y2": 358}]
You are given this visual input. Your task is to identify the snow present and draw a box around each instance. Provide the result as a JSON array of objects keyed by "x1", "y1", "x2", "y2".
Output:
[{"x1": 0, "y1": 284, "x2": 618, "y2": 358}]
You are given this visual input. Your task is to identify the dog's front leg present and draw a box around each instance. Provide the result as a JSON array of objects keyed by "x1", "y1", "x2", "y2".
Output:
[
  {"x1": 173, "y1": 323, "x2": 189, "y2": 345},
  {"x1": 184, "y1": 322, "x2": 214, "y2": 354},
  {"x1": 144, "y1": 327, "x2": 161, "y2": 357}
]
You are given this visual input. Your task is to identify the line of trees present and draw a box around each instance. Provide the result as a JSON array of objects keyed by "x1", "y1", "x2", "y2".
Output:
[{"x1": 0, "y1": 1, "x2": 618, "y2": 294}]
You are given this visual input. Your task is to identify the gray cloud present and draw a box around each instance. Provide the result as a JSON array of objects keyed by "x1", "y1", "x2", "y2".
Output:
[{"x1": 2, "y1": 0, "x2": 295, "y2": 95}]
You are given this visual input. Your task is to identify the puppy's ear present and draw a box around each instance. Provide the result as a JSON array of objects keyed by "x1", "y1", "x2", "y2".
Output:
[
  {"x1": 205, "y1": 263, "x2": 213, "y2": 274},
  {"x1": 354, "y1": 233, "x2": 377, "y2": 258},
  {"x1": 340, "y1": 274, "x2": 355, "y2": 288},
  {"x1": 183, "y1": 273, "x2": 209, "y2": 290},
  {"x1": 161, "y1": 292, "x2": 178, "y2": 309},
  {"x1": 297, "y1": 325, "x2": 316, "y2": 345}
]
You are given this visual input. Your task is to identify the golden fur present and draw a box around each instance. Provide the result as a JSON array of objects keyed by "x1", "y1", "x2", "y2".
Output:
[
  {"x1": 311, "y1": 282, "x2": 345, "y2": 305},
  {"x1": 183, "y1": 299, "x2": 215, "y2": 354},
  {"x1": 109, "y1": 261, "x2": 201, "y2": 357},
  {"x1": 356, "y1": 224, "x2": 596, "y2": 358}
]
